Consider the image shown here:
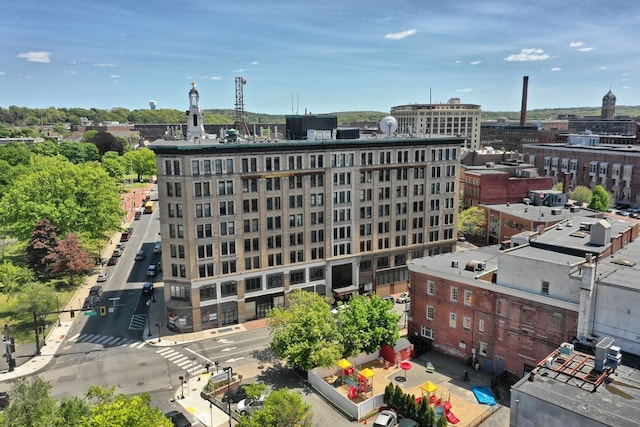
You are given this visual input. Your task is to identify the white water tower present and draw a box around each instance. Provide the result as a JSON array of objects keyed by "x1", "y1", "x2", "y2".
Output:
[{"x1": 149, "y1": 100, "x2": 157, "y2": 110}]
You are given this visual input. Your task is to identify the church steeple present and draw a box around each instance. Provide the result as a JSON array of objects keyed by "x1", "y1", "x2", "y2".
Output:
[
  {"x1": 186, "y1": 82, "x2": 205, "y2": 140},
  {"x1": 601, "y1": 88, "x2": 616, "y2": 120}
]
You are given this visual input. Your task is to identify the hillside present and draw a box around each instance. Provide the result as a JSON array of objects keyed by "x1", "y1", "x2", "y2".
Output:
[{"x1": 1, "y1": 106, "x2": 639, "y2": 128}]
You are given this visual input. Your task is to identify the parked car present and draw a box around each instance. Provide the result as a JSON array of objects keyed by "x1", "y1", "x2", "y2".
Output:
[
  {"x1": 96, "y1": 273, "x2": 108, "y2": 282},
  {"x1": 629, "y1": 212, "x2": 639, "y2": 219},
  {"x1": 382, "y1": 295, "x2": 394, "y2": 303},
  {"x1": 107, "y1": 256, "x2": 118, "y2": 266},
  {"x1": 237, "y1": 397, "x2": 264, "y2": 415},
  {"x1": 142, "y1": 282, "x2": 154, "y2": 295},
  {"x1": 0, "y1": 392, "x2": 10, "y2": 410},
  {"x1": 135, "y1": 250, "x2": 146, "y2": 261},
  {"x1": 396, "y1": 292, "x2": 410, "y2": 304},
  {"x1": 221, "y1": 386, "x2": 248, "y2": 403},
  {"x1": 153, "y1": 242, "x2": 162, "y2": 254},
  {"x1": 165, "y1": 410, "x2": 192, "y2": 427},
  {"x1": 616, "y1": 211, "x2": 629, "y2": 217},
  {"x1": 112, "y1": 248, "x2": 122, "y2": 257},
  {"x1": 134, "y1": 210, "x2": 142, "y2": 220},
  {"x1": 372, "y1": 410, "x2": 398, "y2": 427},
  {"x1": 116, "y1": 242, "x2": 126, "y2": 250},
  {"x1": 89, "y1": 285, "x2": 103, "y2": 297},
  {"x1": 119, "y1": 232, "x2": 130, "y2": 242},
  {"x1": 146, "y1": 265, "x2": 157, "y2": 277}
]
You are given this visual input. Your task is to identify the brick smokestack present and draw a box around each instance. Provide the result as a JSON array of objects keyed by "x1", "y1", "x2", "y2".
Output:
[
  {"x1": 520, "y1": 76, "x2": 529, "y2": 126},
  {"x1": 563, "y1": 172, "x2": 571, "y2": 197}
]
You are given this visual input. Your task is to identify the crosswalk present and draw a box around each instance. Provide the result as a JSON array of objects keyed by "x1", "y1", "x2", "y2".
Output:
[
  {"x1": 68, "y1": 333, "x2": 146, "y2": 349},
  {"x1": 156, "y1": 348, "x2": 206, "y2": 376},
  {"x1": 128, "y1": 314, "x2": 147, "y2": 330}
]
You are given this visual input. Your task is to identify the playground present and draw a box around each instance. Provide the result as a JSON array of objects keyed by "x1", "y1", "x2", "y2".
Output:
[{"x1": 320, "y1": 358, "x2": 492, "y2": 426}]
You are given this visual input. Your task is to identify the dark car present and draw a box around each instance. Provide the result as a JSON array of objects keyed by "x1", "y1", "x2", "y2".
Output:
[
  {"x1": 142, "y1": 282, "x2": 154, "y2": 295},
  {"x1": 165, "y1": 410, "x2": 192, "y2": 427},
  {"x1": 0, "y1": 392, "x2": 9, "y2": 409},
  {"x1": 107, "y1": 256, "x2": 118, "y2": 266},
  {"x1": 82, "y1": 295, "x2": 99, "y2": 311},
  {"x1": 89, "y1": 285, "x2": 103, "y2": 297},
  {"x1": 134, "y1": 210, "x2": 142, "y2": 220},
  {"x1": 221, "y1": 385, "x2": 248, "y2": 403},
  {"x1": 119, "y1": 232, "x2": 130, "y2": 242}
]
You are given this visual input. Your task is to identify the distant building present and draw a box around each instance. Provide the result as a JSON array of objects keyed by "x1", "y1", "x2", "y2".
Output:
[{"x1": 391, "y1": 98, "x2": 482, "y2": 150}]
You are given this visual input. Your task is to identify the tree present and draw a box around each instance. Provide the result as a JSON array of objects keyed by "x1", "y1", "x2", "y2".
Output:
[
  {"x1": 337, "y1": 294, "x2": 401, "y2": 356},
  {"x1": 0, "y1": 141, "x2": 32, "y2": 167},
  {"x1": 82, "y1": 386, "x2": 171, "y2": 427},
  {"x1": 458, "y1": 206, "x2": 486, "y2": 238},
  {"x1": 15, "y1": 282, "x2": 57, "y2": 314},
  {"x1": 268, "y1": 290, "x2": 343, "y2": 371},
  {"x1": 101, "y1": 151, "x2": 125, "y2": 181},
  {"x1": 0, "y1": 376, "x2": 60, "y2": 427},
  {"x1": 93, "y1": 131, "x2": 124, "y2": 156},
  {"x1": 552, "y1": 182, "x2": 563, "y2": 191},
  {"x1": 0, "y1": 261, "x2": 35, "y2": 295},
  {"x1": 30, "y1": 140, "x2": 59, "y2": 157},
  {"x1": 83, "y1": 130, "x2": 98, "y2": 143},
  {"x1": 588, "y1": 185, "x2": 610, "y2": 212},
  {"x1": 243, "y1": 383, "x2": 268, "y2": 400},
  {"x1": 58, "y1": 141, "x2": 100, "y2": 164},
  {"x1": 49, "y1": 233, "x2": 94, "y2": 285},
  {"x1": 57, "y1": 397, "x2": 90, "y2": 427},
  {"x1": 0, "y1": 157, "x2": 124, "y2": 241},
  {"x1": 123, "y1": 148, "x2": 156, "y2": 182},
  {"x1": 569, "y1": 185, "x2": 592, "y2": 205},
  {"x1": 27, "y1": 218, "x2": 59, "y2": 276},
  {"x1": 236, "y1": 388, "x2": 313, "y2": 427}
]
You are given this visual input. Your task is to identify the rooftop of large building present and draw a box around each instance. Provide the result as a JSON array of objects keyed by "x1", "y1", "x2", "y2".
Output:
[
  {"x1": 480, "y1": 202, "x2": 602, "y2": 224},
  {"x1": 524, "y1": 142, "x2": 640, "y2": 154},
  {"x1": 512, "y1": 345, "x2": 640, "y2": 426}
]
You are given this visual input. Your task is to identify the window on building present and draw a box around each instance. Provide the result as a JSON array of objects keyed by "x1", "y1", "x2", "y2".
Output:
[
  {"x1": 245, "y1": 277, "x2": 261, "y2": 293},
  {"x1": 220, "y1": 281, "x2": 237, "y2": 297},
  {"x1": 426, "y1": 305, "x2": 434, "y2": 321},
  {"x1": 464, "y1": 290, "x2": 472, "y2": 305},
  {"x1": 267, "y1": 273, "x2": 284, "y2": 289},
  {"x1": 290, "y1": 269, "x2": 305, "y2": 285},
  {"x1": 421, "y1": 326, "x2": 434, "y2": 340},
  {"x1": 199, "y1": 284, "x2": 216, "y2": 300},
  {"x1": 427, "y1": 280, "x2": 435, "y2": 295},
  {"x1": 450, "y1": 287, "x2": 458, "y2": 302},
  {"x1": 541, "y1": 280, "x2": 549, "y2": 295},
  {"x1": 463, "y1": 316, "x2": 471, "y2": 330}
]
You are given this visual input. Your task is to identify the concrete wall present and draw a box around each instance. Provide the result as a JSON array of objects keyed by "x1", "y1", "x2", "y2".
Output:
[{"x1": 593, "y1": 282, "x2": 640, "y2": 355}]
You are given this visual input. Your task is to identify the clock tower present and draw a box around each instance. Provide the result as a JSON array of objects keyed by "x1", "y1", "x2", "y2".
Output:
[
  {"x1": 601, "y1": 89, "x2": 616, "y2": 120},
  {"x1": 186, "y1": 82, "x2": 205, "y2": 140}
]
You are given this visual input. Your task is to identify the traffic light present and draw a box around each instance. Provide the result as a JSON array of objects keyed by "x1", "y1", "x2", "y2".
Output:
[
  {"x1": 100, "y1": 306, "x2": 107, "y2": 316},
  {"x1": 70, "y1": 310, "x2": 75, "y2": 318}
]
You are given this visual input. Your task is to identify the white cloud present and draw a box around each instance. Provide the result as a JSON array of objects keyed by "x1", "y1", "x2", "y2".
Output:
[
  {"x1": 64, "y1": 70, "x2": 78, "y2": 75},
  {"x1": 109, "y1": 74, "x2": 120, "y2": 79},
  {"x1": 456, "y1": 88, "x2": 472, "y2": 93},
  {"x1": 455, "y1": 60, "x2": 461, "y2": 64},
  {"x1": 233, "y1": 68, "x2": 247, "y2": 73},
  {"x1": 599, "y1": 66, "x2": 608, "y2": 70},
  {"x1": 622, "y1": 86, "x2": 631, "y2": 89},
  {"x1": 470, "y1": 60, "x2": 482, "y2": 65},
  {"x1": 93, "y1": 63, "x2": 117, "y2": 67},
  {"x1": 384, "y1": 29, "x2": 417, "y2": 40},
  {"x1": 504, "y1": 48, "x2": 549, "y2": 62},
  {"x1": 210, "y1": 76, "x2": 222, "y2": 80},
  {"x1": 578, "y1": 47, "x2": 593, "y2": 52},
  {"x1": 0, "y1": 71, "x2": 5, "y2": 76},
  {"x1": 18, "y1": 51, "x2": 52, "y2": 63},
  {"x1": 251, "y1": 61, "x2": 259, "y2": 65},
  {"x1": 550, "y1": 67, "x2": 562, "y2": 72},
  {"x1": 569, "y1": 41, "x2": 583, "y2": 47}
]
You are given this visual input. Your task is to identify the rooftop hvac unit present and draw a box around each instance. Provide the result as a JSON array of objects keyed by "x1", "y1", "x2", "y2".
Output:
[
  {"x1": 559, "y1": 342, "x2": 574, "y2": 355},
  {"x1": 570, "y1": 206, "x2": 580, "y2": 213},
  {"x1": 551, "y1": 208, "x2": 562, "y2": 215},
  {"x1": 451, "y1": 260, "x2": 459, "y2": 268}
]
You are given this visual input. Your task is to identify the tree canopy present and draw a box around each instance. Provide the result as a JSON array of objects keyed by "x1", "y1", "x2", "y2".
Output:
[
  {"x1": 123, "y1": 148, "x2": 156, "y2": 181},
  {"x1": 588, "y1": 185, "x2": 610, "y2": 212},
  {"x1": 458, "y1": 206, "x2": 487, "y2": 237},
  {"x1": 569, "y1": 185, "x2": 592, "y2": 205},
  {"x1": 0, "y1": 156, "x2": 123, "y2": 242},
  {"x1": 236, "y1": 388, "x2": 313, "y2": 427}
]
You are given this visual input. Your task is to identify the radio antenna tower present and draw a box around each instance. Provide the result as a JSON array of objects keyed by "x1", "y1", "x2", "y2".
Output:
[{"x1": 234, "y1": 77, "x2": 250, "y2": 137}]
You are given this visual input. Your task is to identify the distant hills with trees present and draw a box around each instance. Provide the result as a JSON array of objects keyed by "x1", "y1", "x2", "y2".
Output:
[{"x1": 1, "y1": 105, "x2": 639, "y2": 128}]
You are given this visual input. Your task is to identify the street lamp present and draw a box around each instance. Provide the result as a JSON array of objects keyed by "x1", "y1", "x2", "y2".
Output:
[
  {"x1": 155, "y1": 322, "x2": 162, "y2": 342},
  {"x1": 209, "y1": 402, "x2": 214, "y2": 427},
  {"x1": 224, "y1": 367, "x2": 233, "y2": 427},
  {"x1": 178, "y1": 375, "x2": 184, "y2": 400},
  {"x1": 56, "y1": 292, "x2": 61, "y2": 326}
]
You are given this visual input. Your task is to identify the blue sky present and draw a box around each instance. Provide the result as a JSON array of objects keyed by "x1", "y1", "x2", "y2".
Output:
[{"x1": 1, "y1": 0, "x2": 638, "y2": 114}]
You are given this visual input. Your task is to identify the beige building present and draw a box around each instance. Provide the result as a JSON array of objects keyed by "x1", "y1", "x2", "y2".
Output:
[
  {"x1": 150, "y1": 84, "x2": 462, "y2": 332},
  {"x1": 391, "y1": 98, "x2": 482, "y2": 150}
]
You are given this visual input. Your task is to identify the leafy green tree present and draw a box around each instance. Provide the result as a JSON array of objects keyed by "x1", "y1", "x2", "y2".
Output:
[
  {"x1": 0, "y1": 376, "x2": 60, "y2": 427},
  {"x1": 337, "y1": 294, "x2": 401, "y2": 356},
  {"x1": 31, "y1": 140, "x2": 59, "y2": 157},
  {"x1": 82, "y1": 386, "x2": 171, "y2": 427},
  {"x1": 552, "y1": 182, "x2": 563, "y2": 191},
  {"x1": 0, "y1": 141, "x2": 32, "y2": 166},
  {"x1": 101, "y1": 151, "x2": 125, "y2": 181},
  {"x1": 123, "y1": 148, "x2": 156, "y2": 181},
  {"x1": 268, "y1": 290, "x2": 343, "y2": 370},
  {"x1": 50, "y1": 233, "x2": 94, "y2": 285},
  {"x1": 458, "y1": 206, "x2": 486, "y2": 238},
  {"x1": 243, "y1": 382, "x2": 268, "y2": 400},
  {"x1": 83, "y1": 130, "x2": 98, "y2": 143},
  {"x1": 57, "y1": 397, "x2": 90, "y2": 427},
  {"x1": 236, "y1": 388, "x2": 313, "y2": 427},
  {"x1": 569, "y1": 185, "x2": 592, "y2": 205},
  {"x1": 58, "y1": 141, "x2": 100, "y2": 164},
  {"x1": 0, "y1": 157, "x2": 123, "y2": 241},
  {"x1": 26, "y1": 218, "x2": 59, "y2": 276},
  {"x1": 588, "y1": 185, "x2": 610, "y2": 212},
  {"x1": 15, "y1": 282, "x2": 58, "y2": 315},
  {"x1": 0, "y1": 261, "x2": 35, "y2": 295}
]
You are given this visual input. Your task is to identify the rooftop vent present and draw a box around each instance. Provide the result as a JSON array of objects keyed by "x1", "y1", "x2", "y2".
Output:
[
  {"x1": 451, "y1": 260, "x2": 459, "y2": 268},
  {"x1": 551, "y1": 208, "x2": 562, "y2": 215},
  {"x1": 465, "y1": 261, "x2": 486, "y2": 272},
  {"x1": 611, "y1": 259, "x2": 636, "y2": 267},
  {"x1": 570, "y1": 206, "x2": 580, "y2": 213}
]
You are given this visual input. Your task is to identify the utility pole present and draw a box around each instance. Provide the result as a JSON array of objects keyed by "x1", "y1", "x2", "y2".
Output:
[{"x1": 3, "y1": 324, "x2": 16, "y2": 371}]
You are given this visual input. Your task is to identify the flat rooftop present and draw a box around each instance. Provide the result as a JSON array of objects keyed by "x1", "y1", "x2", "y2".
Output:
[{"x1": 482, "y1": 203, "x2": 602, "y2": 225}]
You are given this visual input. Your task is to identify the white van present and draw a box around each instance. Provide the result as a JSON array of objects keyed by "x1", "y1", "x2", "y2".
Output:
[{"x1": 146, "y1": 265, "x2": 157, "y2": 277}]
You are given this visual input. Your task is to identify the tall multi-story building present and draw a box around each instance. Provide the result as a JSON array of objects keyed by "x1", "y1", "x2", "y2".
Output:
[
  {"x1": 149, "y1": 84, "x2": 462, "y2": 332},
  {"x1": 391, "y1": 98, "x2": 481, "y2": 150}
]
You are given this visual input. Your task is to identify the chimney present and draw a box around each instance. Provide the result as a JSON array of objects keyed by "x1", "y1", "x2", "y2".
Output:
[
  {"x1": 520, "y1": 76, "x2": 529, "y2": 126},
  {"x1": 563, "y1": 172, "x2": 571, "y2": 196}
]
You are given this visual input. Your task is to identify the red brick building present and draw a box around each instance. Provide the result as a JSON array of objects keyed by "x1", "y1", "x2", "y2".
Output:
[{"x1": 463, "y1": 167, "x2": 554, "y2": 208}]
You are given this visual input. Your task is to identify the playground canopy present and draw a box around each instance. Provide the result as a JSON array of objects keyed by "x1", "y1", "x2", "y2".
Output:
[{"x1": 337, "y1": 359, "x2": 352, "y2": 369}]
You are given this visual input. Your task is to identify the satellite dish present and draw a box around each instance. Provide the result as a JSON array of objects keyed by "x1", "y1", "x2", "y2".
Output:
[{"x1": 379, "y1": 116, "x2": 398, "y2": 136}]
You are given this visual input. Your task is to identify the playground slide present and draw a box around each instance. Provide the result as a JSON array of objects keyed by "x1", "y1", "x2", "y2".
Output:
[
  {"x1": 348, "y1": 386, "x2": 358, "y2": 400},
  {"x1": 445, "y1": 409, "x2": 460, "y2": 424}
]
